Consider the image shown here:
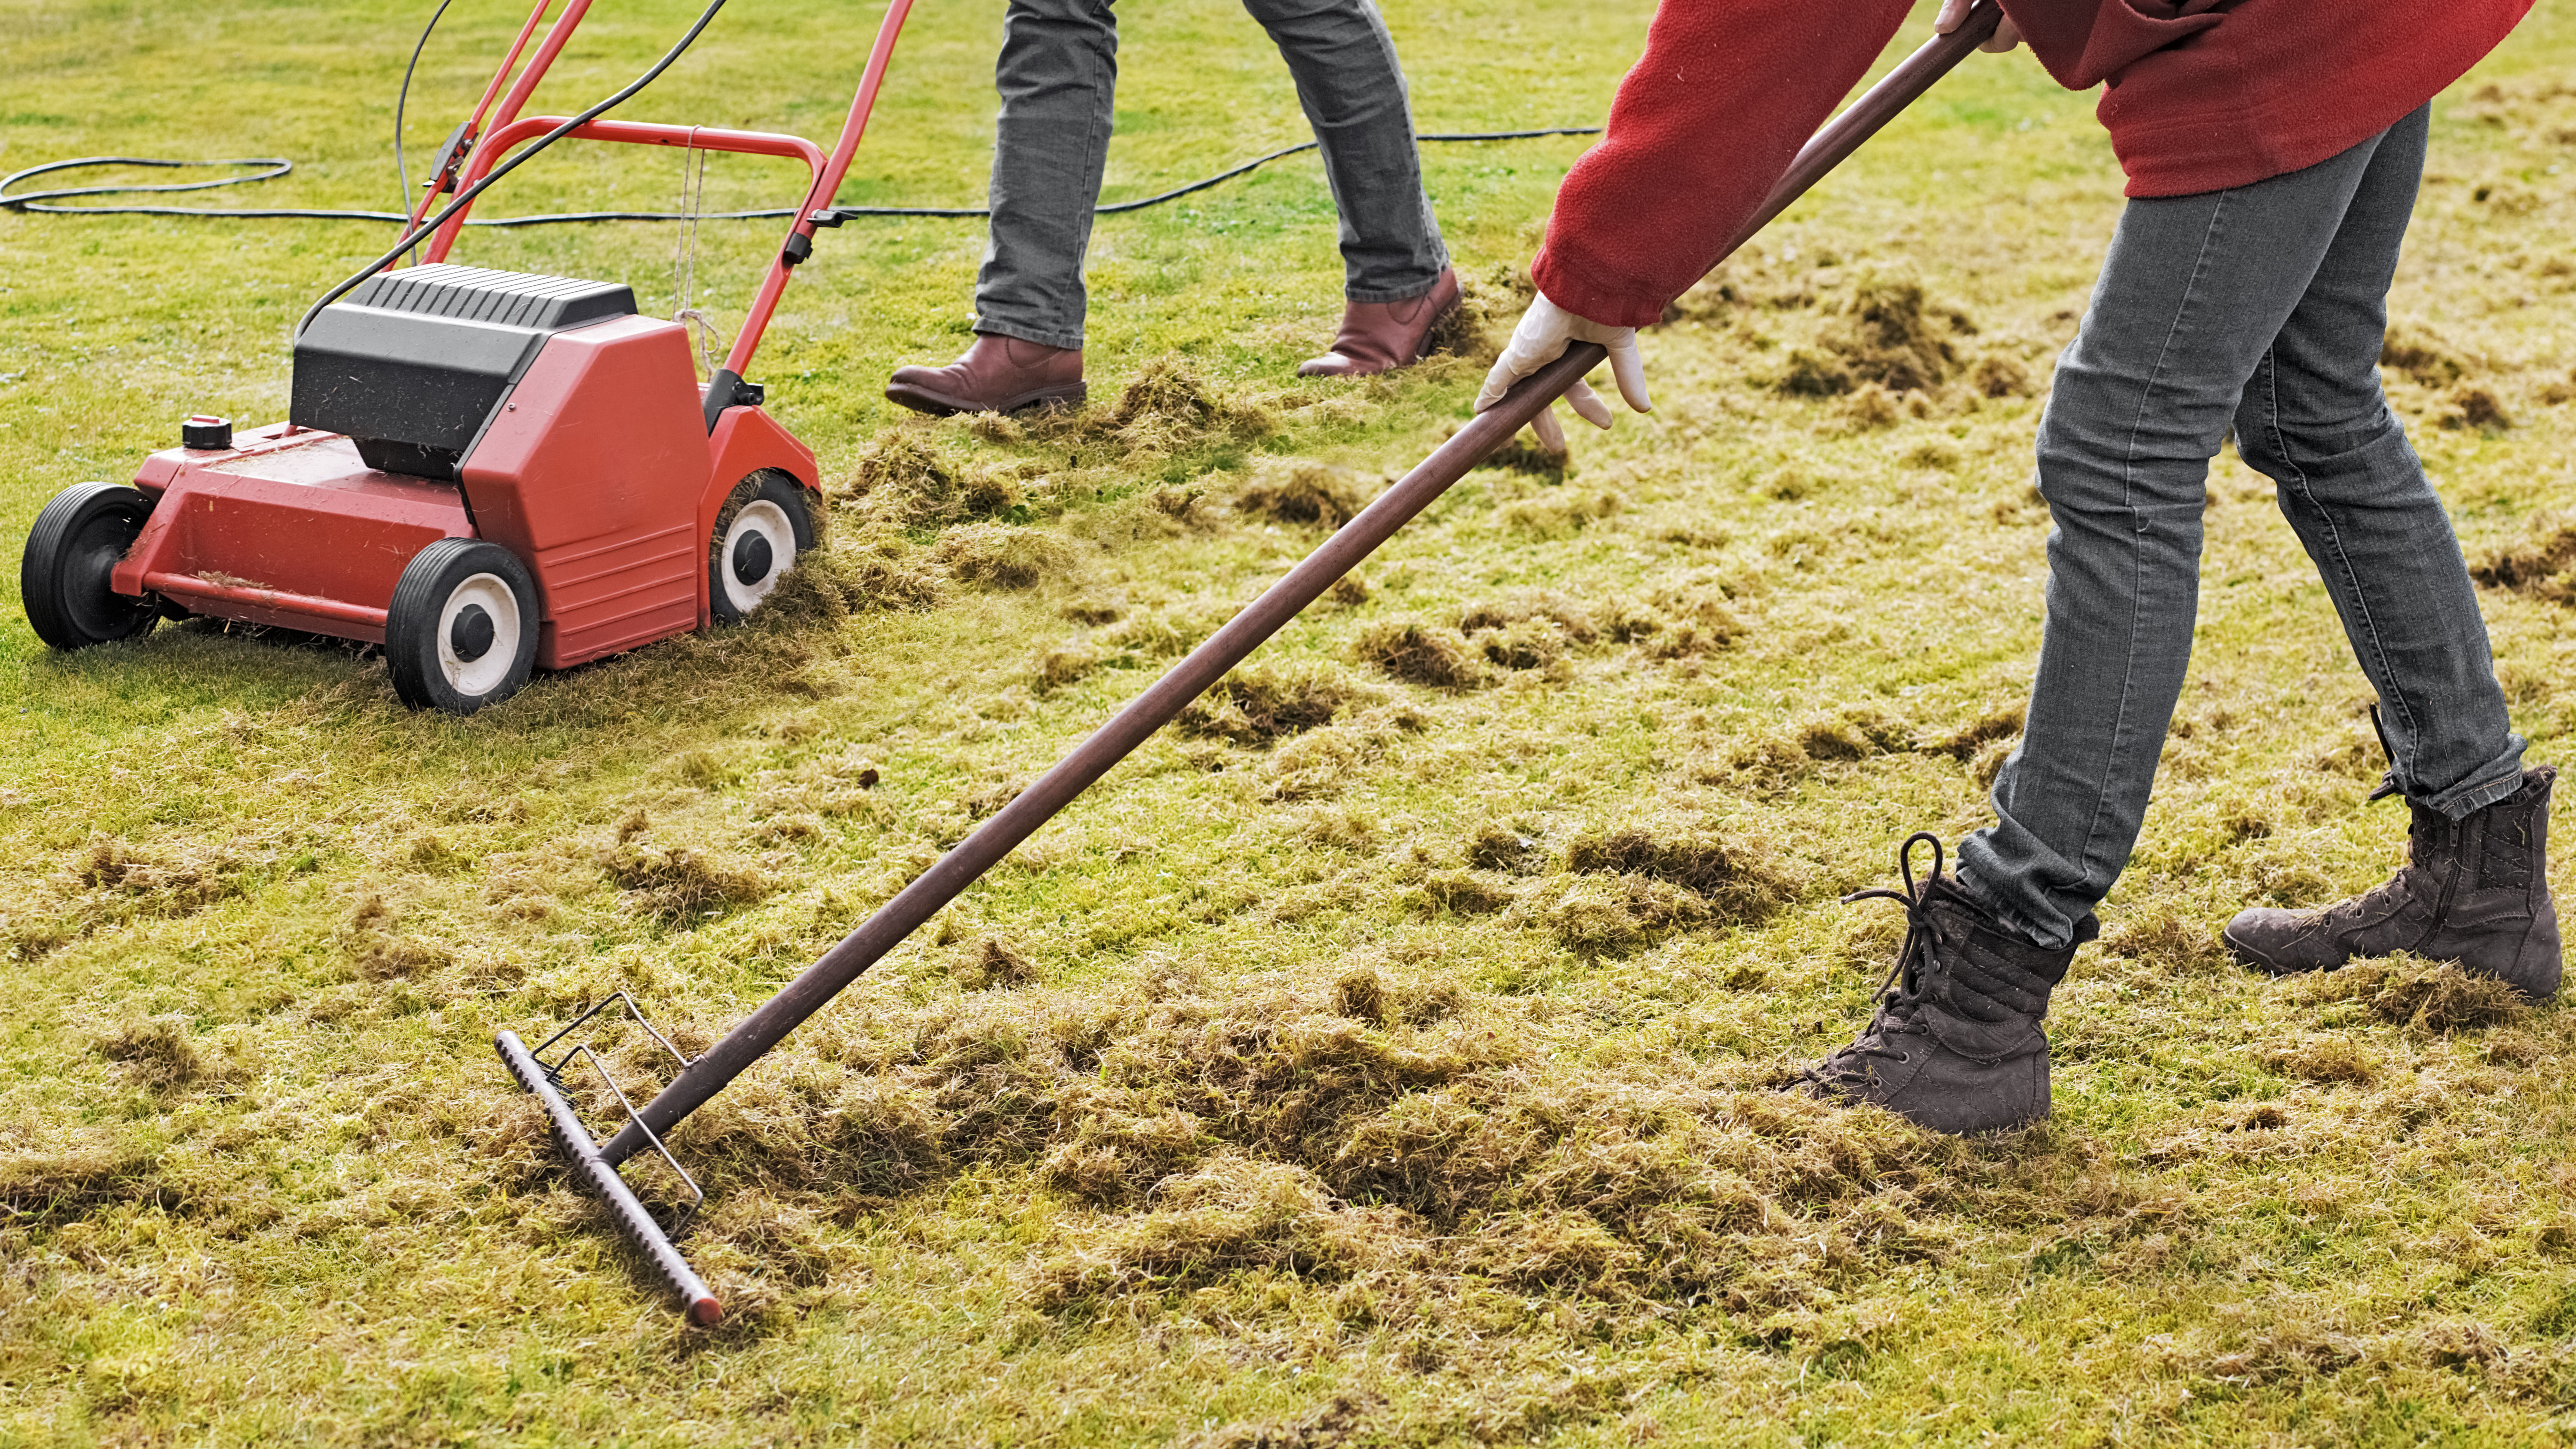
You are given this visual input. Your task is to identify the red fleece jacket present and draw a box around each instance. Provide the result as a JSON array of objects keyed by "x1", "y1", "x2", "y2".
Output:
[{"x1": 1531, "y1": 0, "x2": 2533, "y2": 329}]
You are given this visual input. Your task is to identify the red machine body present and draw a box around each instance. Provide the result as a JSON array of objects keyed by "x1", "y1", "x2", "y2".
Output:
[{"x1": 114, "y1": 319, "x2": 817, "y2": 665}]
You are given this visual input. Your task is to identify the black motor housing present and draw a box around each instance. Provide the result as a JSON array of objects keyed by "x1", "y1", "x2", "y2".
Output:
[{"x1": 291, "y1": 264, "x2": 637, "y2": 479}]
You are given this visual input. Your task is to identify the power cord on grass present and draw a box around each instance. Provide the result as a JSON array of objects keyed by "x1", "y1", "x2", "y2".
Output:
[
  {"x1": 6, "y1": 0, "x2": 1592, "y2": 229},
  {"x1": 0, "y1": 128, "x2": 1600, "y2": 227}
]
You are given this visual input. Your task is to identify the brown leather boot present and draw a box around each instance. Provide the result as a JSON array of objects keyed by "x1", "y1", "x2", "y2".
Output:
[
  {"x1": 885, "y1": 333, "x2": 1085, "y2": 417},
  {"x1": 1297, "y1": 268, "x2": 1461, "y2": 378},
  {"x1": 2225, "y1": 765, "x2": 2561, "y2": 1000}
]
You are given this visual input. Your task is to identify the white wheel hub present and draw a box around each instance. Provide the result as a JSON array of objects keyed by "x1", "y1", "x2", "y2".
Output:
[
  {"x1": 719, "y1": 498, "x2": 796, "y2": 615},
  {"x1": 436, "y1": 572, "x2": 522, "y2": 698}
]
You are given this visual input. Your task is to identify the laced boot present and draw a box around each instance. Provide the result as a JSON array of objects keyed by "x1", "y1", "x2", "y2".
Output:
[
  {"x1": 1795, "y1": 833, "x2": 2095, "y2": 1134},
  {"x1": 885, "y1": 333, "x2": 1085, "y2": 417},
  {"x1": 1297, "y1": 269, "x2": 1461, "y2": 378},
  {"x1": 2225, "y1": 764, "x2": 2560, "y2": 1000}
]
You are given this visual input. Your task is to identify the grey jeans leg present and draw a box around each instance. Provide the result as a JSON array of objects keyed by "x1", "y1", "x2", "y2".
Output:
[
  {"x1": 2231, "y1": 110, "x2": 2524, "y2": 819},
  {"x1": 974, "y1": 0, "x2": 1118, "y2": 352},
  {"x1": 1241, "y1": 0, "x2": 1448, "y2": 302},
  {"x1": 1956, "y1": 105, "x2": 2522, "y2": 950},
  {"x1": 973, "y1": 0, "x2": 1449, "y2": 346}
]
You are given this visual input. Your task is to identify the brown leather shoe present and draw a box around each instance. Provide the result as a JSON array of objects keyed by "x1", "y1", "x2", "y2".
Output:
[
  {"x1": 885, "y1": 333, "x2": 1085, "y2": 416},
  {"x1": 1297, "y1": 268, "x2": 1461, "y2": 378}
]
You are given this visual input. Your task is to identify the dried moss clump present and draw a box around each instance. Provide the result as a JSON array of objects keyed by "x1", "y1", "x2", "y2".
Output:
[
  {"x1": 1234, "y1": 461, "x2": 1371, "y2": 528},
  {"x1": 1180, "y1": 666, "x2": 1367, "y2": 746},
  {"x1": 70, "y1": 836, "x2": 248, "y2": 915},
  {"x1": 818, "y1": 529, "x2": 946, "y2": 611},
  {"x1": 1351, "y1": 618, "x2": 1482, "y2": 689},
  {"x1": 1541, "y1": 873, "x2": 1710, "y2": 954},
  {"x1": 2438, "y1": 386, "x2": 2513, "y2": 431},
  {"x1": 1970, "y1": 352, "x2": 2033, "y2": 397},
  {"x1": 1565, "y1": 825, "x2": 1792, "y2": 927},
  {"x1": 600, "y1": 844, "x2": 776, "y2": 922},
  {"x1": 846, "y1": 429, "x2": 1021, "y2": 529},
  {"x1": 1095, "y1": 358, "x2": 1279, "y2": 453},
  {"x1": 1467, "y1": 823, "x2": 1542, "y2": 873},
  {"x1": 2316, "y1": 956, "x2": 2534, "y2": 1027},
  {"x1": 961, "y1": 938, "x2": 1038, "y2": 990},
  {"x1": 0, "y1": 1143, "x2": 165, "y2": 1222},
  {"x1": 2472, "y1": 514, "x2": 2576, "y2": 604},
  {"x1": 2381, "y1": 326, "x2": 2467, "y2": 387},
  {"x1": 934, "y1": 523, "x2": 1078, "y2": 590},
  {"x1": 96, "y1": 1017, "x2": 205, "y2": 1089},
  {"x1": 1033, "y1": 1159, "x2": 1393, "y2": 1305},
  {"x1": 1459, "y1": 591, "x2": 1595, "y2": 643},
  {"x1": 1777, "y1": 273, "x2": 1968, "y2": 395}
]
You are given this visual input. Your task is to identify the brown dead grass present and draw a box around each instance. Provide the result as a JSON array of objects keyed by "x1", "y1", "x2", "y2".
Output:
[
  {"x1": 599, "y1": 843, "x2": 777, "y2": 922},
  {"x1": 2471, "y1": 511, "x2": 2576, "y2": 602},
  {"x1": 847, "y1": 429, "x2": 1022, "y2": 529},
  {"x1": 1350, "y1": 619, "x2": 1482, "y2": 689},
  {"x1": 1776, "y1": 273, "x2": 1969, "y2": 396},
  {"x1": 1234, "y1": 462, "x2": 1371, "y2": 529},
  {"x1": 1180, "y1": 666, "x2": 1370, "y2": 746},
  {"x1": 2307, "y1": 956, "x2": 2532, "y2": 1030},
  {"x1": 95, "y1": 1016, "x2": 204, "y2": 1089},
  {"x1": 934, "y1": 523, "x2": 1079, "y2": 590}
]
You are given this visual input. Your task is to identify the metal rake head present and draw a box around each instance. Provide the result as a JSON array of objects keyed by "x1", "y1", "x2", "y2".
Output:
[{"x1": 497, "y1": 992, "x2": 721, "y2": 1325}]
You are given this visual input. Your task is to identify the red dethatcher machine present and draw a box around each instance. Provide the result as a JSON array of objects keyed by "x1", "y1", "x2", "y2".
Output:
[
  {"x1": 18, "y1": 0, "x2": 916, "y2": 712},
  {"x1": 488, "y1": 6, "x2": 2009, "y2": 1326}
]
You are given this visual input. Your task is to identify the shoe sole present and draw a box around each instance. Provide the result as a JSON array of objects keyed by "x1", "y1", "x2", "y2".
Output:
[{"x1": 884, "y1": 380, "x2": 1086, "y2": 418}]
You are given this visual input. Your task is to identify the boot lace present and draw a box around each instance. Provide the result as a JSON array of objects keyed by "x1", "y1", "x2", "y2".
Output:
[{"x1": 1798, "y1": 832, "x2": 1947, "y2": 1093}]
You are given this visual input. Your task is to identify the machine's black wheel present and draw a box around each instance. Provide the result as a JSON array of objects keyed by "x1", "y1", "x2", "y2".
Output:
[
  {"x1": 385, "y1": 538, "x2": 539, "y2": 714},
  {"x1": 21, "y1": 483, "x2": 161, "y2": 650},
  {"x1": 708, "y1": 471, "x2": 815, "y2": 624}
]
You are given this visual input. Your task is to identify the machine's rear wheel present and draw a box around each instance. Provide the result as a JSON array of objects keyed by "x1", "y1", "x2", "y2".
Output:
[
  {"x1": 385, "y1": 538, "x2": 539, "y2": 714},
  {"x1": 21, "y1": 483, "x2": 161, "y2": 650},
  {"x1": 708, "y1": 471, "x2": 815, "y2": 624}
]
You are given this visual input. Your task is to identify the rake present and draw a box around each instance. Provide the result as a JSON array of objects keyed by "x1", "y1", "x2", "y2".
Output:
[{"x1": 500, "y1": 1, "x2": 2006, "y2": 1324}]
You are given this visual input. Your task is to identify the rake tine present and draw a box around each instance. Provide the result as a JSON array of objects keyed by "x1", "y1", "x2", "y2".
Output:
[{"x1": 497, "y1": 1029, "x2": 723, "y2": 1326}]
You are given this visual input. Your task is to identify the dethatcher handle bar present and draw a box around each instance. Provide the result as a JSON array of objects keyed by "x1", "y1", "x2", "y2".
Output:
[
  {"x1": 591, "y1": 0, "x2": 2005, "y2": 1171},
  {"x1": 499, "y1": 1029, "x2": 725, "y2": 1326}
]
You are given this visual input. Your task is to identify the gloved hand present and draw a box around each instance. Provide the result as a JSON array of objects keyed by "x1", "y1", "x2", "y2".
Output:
[
  {"x1": 1474, "y1": 292, "x2": 1652, "y2": 454},
  {"x1": 1934, "y1": 0, "x2": 2023, "y2": 52}
]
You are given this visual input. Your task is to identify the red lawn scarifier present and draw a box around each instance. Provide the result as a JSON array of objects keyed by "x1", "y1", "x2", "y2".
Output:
[{"x1": 19, "y1": 0, "x2": 915, "y2": 712}]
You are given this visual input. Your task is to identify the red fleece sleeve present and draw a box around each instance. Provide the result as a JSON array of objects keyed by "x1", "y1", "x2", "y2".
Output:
[{"x1": 1531, "y1": 0, "x2": 1917, "y2": 329}]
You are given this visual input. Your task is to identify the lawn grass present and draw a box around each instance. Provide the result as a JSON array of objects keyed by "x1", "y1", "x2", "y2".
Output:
[{"x1": 4, "y1": 0, "x2": 2576, "y2": 1443}]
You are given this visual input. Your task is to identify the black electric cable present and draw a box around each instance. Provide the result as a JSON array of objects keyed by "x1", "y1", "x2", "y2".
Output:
[
  {"x1": 393, "y1": 0, "x2": 461, "y2": 264},
  {"x1": 812, "y1": 127, "x2": 1603, "y2": 221},
  {"x1": 2, "y1": 134, "x2": 1599, "y2": 227},
  {"x1": 294, "y1": 0, "x2": 735, "y2": 338}
]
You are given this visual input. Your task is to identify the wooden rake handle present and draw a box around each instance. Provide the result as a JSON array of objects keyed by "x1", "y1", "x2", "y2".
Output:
[{"x1": 586, "y1": 0, "x2": 2007, "y2": 1171}]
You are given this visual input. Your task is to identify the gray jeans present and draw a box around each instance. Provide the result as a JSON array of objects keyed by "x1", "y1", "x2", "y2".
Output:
[
  {"x1": 975, "y1": 0, "x2": 1449, "y2": 350},
  {"x1": 1957, "y1": 105, "x2": 2527, "y2": 950}
]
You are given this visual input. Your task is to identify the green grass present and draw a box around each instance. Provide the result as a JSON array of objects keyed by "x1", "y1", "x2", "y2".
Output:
[{"x1": 6, "y1": 1, "x2": 2576, "y2": 1443}]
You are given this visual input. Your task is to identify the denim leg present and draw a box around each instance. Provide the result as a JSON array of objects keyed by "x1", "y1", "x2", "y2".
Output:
[
  {"x1": 2229, "y1": 108, "x2": 2525, "y2": 819},
  {"x1": 974, "y1": 0, "x2": 1118, "y2": 351},
  {"x1": 1957, "y1": 133, "x2": 2399, "y2": 950},
  {"x1": 1240, "y1": 0, "x2": 1448, "y2": 301}
]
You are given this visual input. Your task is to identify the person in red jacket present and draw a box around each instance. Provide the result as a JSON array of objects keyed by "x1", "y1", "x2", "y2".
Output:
[{"x1": 1480, "y1": 0, "x2": 2559, "y2": 1133}]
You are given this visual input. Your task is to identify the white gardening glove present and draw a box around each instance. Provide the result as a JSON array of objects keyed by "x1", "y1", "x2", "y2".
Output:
[
  {"x1": 1934, "y1": 0, "x2": 2023, "y2": 51},
  {"x1": 1474, "y1": 293, "x2": 1651, "y2": 454}
]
